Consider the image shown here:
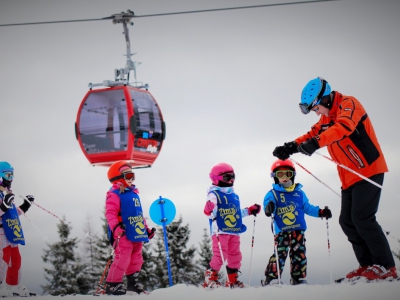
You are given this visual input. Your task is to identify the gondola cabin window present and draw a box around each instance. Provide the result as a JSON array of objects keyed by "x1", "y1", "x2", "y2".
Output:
[
  {"x1": 130, "y1": 89, "x2": 164, "y2": 154},
  {"x1": 79, "y1": 89, "x2": 128, "y2": 154}
]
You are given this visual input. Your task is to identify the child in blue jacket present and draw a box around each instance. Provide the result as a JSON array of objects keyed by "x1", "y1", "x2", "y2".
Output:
[{"x1": 262, "y1": 159, "x2": 331, "y2": 286}]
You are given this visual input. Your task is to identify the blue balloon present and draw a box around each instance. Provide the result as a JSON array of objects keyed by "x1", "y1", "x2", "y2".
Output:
[{"x1": 149, "y1": 197, "x2": 176, "y2": 226}]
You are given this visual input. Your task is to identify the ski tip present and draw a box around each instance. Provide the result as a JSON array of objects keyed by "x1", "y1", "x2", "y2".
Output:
[{"x1": 334, "y1": 277, "x2": 346, "y2": 283}]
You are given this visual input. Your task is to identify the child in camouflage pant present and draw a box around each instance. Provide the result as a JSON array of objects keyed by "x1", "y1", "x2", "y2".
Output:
[{"x1": 262, "y1": 159, "x2": 332, "y2": 285}]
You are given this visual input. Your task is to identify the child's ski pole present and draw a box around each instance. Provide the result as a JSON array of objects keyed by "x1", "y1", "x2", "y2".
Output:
[
  {"x1": 95, "y1": 255, "x2": 113, "y2": 295},
  {"x1": 271, "y1": 214, "x2": 281, "y2": 285},
  {"x1": 211, "y1": 213, "x2": 229, "y2": 284},
  {"x1": 19, "y1": 195, "x2": 93, "y2": 239},
  {"x1": 95, "y1": 237, "x2": 120, "y2": 295},
  {"x1": 323, "y1": 207, "x2": 333, "y2": 284},
  {"x1": 248, "y1": 215, "x2": 256, "y2": 286}
]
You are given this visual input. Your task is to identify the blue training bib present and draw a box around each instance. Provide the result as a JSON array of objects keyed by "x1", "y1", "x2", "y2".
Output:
[
  {"x1": 1, "y1": 205, "x2": 25, "y2": 245},
  {"x1": 212, "y1": 190, "x2": 246, "y2": 234},
  {"x1": 112, "y1": 189, "x2": 149, "y2": 243}
]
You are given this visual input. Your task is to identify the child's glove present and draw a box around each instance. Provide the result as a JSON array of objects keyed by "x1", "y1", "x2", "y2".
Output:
[
  {"x1": 19, "y1": 195, "x2": 34, "y2": 213},
  {"x1": 147, "y1": 227, "x2": 156, "y2": 240},
  {"x1": 113, "y1": 224, "x2": 126, "y2": 239},
  {"x1": 264, "y1": 201, "x2": 275, "y2": 217},
  {"x1": 247, "y1": 204, "x2": 261, "y2": 216},
  {"x1": 203, "y1": 201, "x2": 215, "y2": 216},
  {"x1": 318, "y1": 206, "x2": 332, "y2": 219},
  {"x1": 0, "y1": 193, "x2": 14, "y2": 212}
]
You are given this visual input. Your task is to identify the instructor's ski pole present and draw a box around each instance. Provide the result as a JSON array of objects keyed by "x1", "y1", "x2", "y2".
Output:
[
  {"x1": 290, "y1": 158, "x2": 340, "y2": 197},
  {"x1": 291, "y1": 159, "x2": 394, "y2": 244},
  {"x1": 315, "y1": 152, "x2": 382, "y2": 189}
]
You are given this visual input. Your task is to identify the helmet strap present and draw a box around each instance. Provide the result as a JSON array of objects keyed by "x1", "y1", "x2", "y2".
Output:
[
  {"x1": 109, "y1": 174, "x2": 125, "y2": 183},
  {"x1": 0, "y1": 178, "x2": 12, "y2": 188},
  {"x1": 216, "y1": 181, "x2": 233, "y2": 187},
  {"x1": 280, "y1": 180, "x2": 293, "y2": 188},
  {"x1": 319, "y1": 94, "x2": 332, "y2": 109}
]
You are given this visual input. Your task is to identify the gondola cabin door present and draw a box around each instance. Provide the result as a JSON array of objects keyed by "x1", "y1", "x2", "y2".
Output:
[{"x1": 75, "y1": 85, "x2": 165, "y2": 168}]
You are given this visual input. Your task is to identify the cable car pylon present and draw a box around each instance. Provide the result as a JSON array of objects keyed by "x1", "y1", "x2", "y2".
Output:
[
  {"x1": 90, "y1": 10, "x2": 145, "y2": 89},
  {"x1": 75, "y1": 10, "x2": 166, "y2": 168}
]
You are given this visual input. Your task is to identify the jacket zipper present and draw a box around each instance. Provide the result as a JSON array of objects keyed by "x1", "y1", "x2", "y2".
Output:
[{"x1": 336, "y1": 141, "x2": 363, "y2": 169}]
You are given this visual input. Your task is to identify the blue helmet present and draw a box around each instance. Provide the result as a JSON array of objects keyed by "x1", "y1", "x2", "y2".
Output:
[
  {"x1": 0, "y1": 161, "x2": 14, "y2": 182},
  {"x1": 299, "y1": 77, "x2": 331, "y2": 114}
]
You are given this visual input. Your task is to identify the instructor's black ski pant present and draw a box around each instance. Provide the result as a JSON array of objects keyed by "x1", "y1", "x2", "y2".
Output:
[{"x1": 339, "y1": 173, "x2": 395, "y2": 268}]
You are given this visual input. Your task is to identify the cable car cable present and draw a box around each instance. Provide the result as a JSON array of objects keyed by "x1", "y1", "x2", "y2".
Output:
[
  {"x1": 0, "y1": 0, "x2": 338, "y2": 27},
  {"x1": 132, "y1": 0, "x2": 338, "y2": 19}
]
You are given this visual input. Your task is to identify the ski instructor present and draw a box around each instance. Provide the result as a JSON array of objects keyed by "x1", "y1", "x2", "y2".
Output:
[{"x1": 272, "y1": 77, "x2": 397, "y2": 281}]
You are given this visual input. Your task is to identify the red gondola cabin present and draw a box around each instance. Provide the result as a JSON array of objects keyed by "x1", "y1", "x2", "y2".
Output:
[{"x1": 75, "y1": 85, "x2": 165, "y2": 168}]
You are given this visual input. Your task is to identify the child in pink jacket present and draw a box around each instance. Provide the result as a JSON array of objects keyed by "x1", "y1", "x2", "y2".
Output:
[{"x1": 105, "y1": 160, "x2": 155, "y2": 295}]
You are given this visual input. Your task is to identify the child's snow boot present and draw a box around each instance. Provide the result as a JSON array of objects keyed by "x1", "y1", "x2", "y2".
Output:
[
  {"x1": 203, "y1": 268, "x2": 222, "y2": 288},
  {"x1": 105, "y1": 282, "x2": 126, "y2": 295},
  {"x1": 0, "y1": 283, "x2": 13, "y2": 297},
  {"x1": 126, "y1": 272, "x2": 147, "y2": 294},
  {"x1": 261, "y1": 275, "x2": 276, "y2": 286},
  {"x1": 9, "y1": 285, "x2": 35, "y2": 296},
  {"x1": 225, "y1": 266, "x2": 245, "y2": 288},
  {"x1": 290, "y1": 277, "x2": 308, "y2": 285}
]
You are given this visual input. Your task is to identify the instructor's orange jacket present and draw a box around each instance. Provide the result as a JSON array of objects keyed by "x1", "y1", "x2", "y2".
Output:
[{"x1": 294, "y1": 92, "x2": 388, "y2": 190}]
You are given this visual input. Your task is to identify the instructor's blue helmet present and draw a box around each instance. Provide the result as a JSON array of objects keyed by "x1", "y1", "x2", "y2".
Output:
[
  {"x1": 0, "y1": 161, "x2": 14, "y2": 187},
  {"x1": 299, "y1": 77, "x2": 332, "y2": 114}
]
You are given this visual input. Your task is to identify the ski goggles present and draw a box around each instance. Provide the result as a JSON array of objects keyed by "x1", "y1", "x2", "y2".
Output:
[
  {"x1": 122, "y1": 172, "x2": 135, "y2": 180},
  {"x1": 216, "y1": 172, "x2": 235, "y2": 182},
  {"x1": 299, "y1": 102, "x2": 317, "y2": 115},
  {"x1": 274, "y1": 170, "x2": 294, "y2": 179},
  {"x1": 299, "y1": 80, "x2": 327, "y2": 114},
  {"x1": 2, "y1": 172, "x2": 13, "y2": 181}
]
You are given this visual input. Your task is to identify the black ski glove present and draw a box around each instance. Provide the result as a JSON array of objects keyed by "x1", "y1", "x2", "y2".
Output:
[
  {"x1": 264, "y1": 201, "x2": 275, "y2": 217},
  {"x1": 0, "y1": 193, "x2": 14, "y2": 212},
  {"x1": 318, "y1": 206, "x2": 332, "y2": 219},
  {"x1": 19, "y1": 195, "x2": 34, "y2": 213},
  {"x1": 298, "y1": 137, "x2": 320, "y2": 156},
  {"x1": 147, "y1": 227, "x2": 156, "y2": 240},
  {"x1": 273, "y1": 141, "x2": 298, "y2": 160}
]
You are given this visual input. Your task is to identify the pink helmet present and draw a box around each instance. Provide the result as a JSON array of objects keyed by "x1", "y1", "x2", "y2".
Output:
[{"x1": 209, "y1": 162, "x2": 235, "y2": 185}]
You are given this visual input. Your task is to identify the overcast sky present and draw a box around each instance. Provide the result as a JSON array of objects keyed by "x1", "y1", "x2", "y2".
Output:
[{"x1": 1, "y1": 0, "x2": 399, "y2": 295}]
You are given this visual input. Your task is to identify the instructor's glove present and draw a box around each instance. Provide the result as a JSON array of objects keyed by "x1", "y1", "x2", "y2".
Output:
[
  {"x1": 147, "y1": 227, "x2": 156, "y2": 240},
  {"x1": 318, "y1": 207, "x2": 332, "y2": 219},
  {"x1": 203, "y1": 201, "x2": 215, "y2": 216},
  {"x1": 247, "y1": 204, "x2": 261, "y2": 216},
  {"x1": 264, "y1": 201, "x2": 275, "y2": 217},
  {"x1": 298, "y1": 138, "x2": 320, "y2": 156},
  {"x1": 273, "y1": 141, "x2": 298, "y2": 160},
  {"x1": 19, "y1": 195, "x2": 34, "y2": 213},
  {"x1": 0, "y1": 193, "x2": 14, "y2": 212}
]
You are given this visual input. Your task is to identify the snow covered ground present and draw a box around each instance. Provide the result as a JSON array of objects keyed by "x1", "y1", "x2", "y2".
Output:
[{"x1": 28, "y1": 280, "x2": 400, "y2": 300}]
